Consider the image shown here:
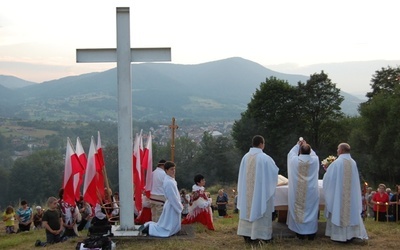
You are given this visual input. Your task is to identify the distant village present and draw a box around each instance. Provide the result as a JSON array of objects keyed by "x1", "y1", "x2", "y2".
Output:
[{"x1": 2, "y1": 119, "x2": 235, "y2": 161}]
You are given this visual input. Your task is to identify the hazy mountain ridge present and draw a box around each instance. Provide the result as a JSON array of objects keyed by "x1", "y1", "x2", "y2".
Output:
[{"x1": 0, "y1": 57, "x2": 363, "y2": 121}]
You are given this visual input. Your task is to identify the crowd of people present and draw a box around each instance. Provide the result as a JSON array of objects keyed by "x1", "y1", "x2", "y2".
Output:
[
  {"x1": 1, "y1": 185, "x2": 121, "y2": 247},
  {"x1": 366, "y1": 184, "x2": 400, "y2": 222},
  {"x1": 3, "y1": 134, "x2": 399, "y2": 246}
]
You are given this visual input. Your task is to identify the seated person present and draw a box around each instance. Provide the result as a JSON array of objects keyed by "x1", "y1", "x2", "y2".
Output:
[
  {"x1": 58, "y1": 188, "x2": 79, "y2": 237},
  {"x1": 3, "y1": 206, "x2": 16, "y2": 234},
  {"x1": 89, "y1": 203, "x2": 112, "y2": 236},
  {"x1": 182, "y1": 174, "x2": 215, "y2": 230},
  {"x1": 16, "y1": 200, "x2": 33, "y2": 233},
  {"x1": 33, "y1": 206, "x2": 44, "y2": 229},
  {"x1": 77, "y1": 197, "x2": 92, "y2": 231}
]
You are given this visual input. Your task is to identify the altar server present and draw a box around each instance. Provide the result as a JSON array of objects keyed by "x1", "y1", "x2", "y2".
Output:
[{"x1": 141, "y1": 161, "x2": 183, "y2": 237}]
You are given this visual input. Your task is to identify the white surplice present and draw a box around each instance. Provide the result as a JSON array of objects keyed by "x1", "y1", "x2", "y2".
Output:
[
  {"x1": 323, "y1": 153, "x2": 368, "y2": 242},
  {"x1": 237, "y1": 147, "x2": 279, "y2": 240},
  {"x1": 286, "y1": 144, "x2": 320, "y2": 235},
  {"x1": 145, "y1": 175, "x2": 183, "y2": 237}
]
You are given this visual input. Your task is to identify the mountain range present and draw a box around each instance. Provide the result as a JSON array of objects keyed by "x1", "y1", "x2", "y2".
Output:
[{"x1": 0, "y1": 57, "x2": 363, "y2": 121}]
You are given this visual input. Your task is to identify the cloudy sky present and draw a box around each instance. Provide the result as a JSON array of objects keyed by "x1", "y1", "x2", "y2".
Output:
[{"x1": 1, "y1": 0, "x2": 399, "y2": 94}]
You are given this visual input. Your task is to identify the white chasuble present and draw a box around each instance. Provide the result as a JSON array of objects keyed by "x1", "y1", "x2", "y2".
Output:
[
  {"x1": 237, "y1": 147, "x2": 278, "y2": 240},
  {"x1": 287, "y1": 144, "x2": 320, "y2": 235},
  {"x1": 323, "y1": 153, "x2": 368, "y2": 242}
]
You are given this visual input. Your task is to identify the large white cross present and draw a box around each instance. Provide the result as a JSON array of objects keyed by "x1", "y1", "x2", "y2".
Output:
[{"x1": 76, "y1": 7, "x2": 171, "y2": 231}]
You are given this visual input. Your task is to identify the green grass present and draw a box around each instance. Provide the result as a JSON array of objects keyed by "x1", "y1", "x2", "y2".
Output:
[{"x1": 1, "y1": 212, "x2": 399, "y2": 250}]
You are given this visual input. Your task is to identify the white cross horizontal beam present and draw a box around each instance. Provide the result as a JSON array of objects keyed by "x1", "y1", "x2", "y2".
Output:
[{"x1": 76, "y1": 48, "x2": 171, "y2": 63}]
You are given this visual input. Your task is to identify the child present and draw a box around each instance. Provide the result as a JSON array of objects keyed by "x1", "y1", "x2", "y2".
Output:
[
  {"x1": 35, "y1": 197, "x2": 64, "y2": 247},
  {"x1": 33, "y1": 206, "x2": 44, "y2": 229},
  {"x1": 181, "y1": 174, "x2": 215, "y2": 230},
  {"x1": 2, "y1": 206, "x2": 16, "y2": 234}
]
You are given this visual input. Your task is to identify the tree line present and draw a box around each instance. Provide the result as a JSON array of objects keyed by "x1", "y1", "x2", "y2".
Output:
[
  {"x1": 1, "y1": 65, "x2": 399, "y2": 208},
  {"x1": 232, "y1": 67, "x2": 400, "y2": 185}
]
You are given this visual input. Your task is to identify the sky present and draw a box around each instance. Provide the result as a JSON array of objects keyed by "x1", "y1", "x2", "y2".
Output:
[{"x1": 1, "y1": 0, "x2": 400, "y2": 94}]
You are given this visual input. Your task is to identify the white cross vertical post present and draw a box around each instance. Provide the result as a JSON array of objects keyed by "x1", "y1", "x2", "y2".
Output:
[{"x1": 76, "y1": 7, "x2": 171, "y2": 231}]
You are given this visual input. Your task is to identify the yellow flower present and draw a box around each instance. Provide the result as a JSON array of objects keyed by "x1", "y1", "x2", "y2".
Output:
[{"x1": 321, "y1": 155, "x2": 336, "y2": 170}]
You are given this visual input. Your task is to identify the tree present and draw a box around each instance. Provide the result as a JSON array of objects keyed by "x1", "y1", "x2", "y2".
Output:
[
  {"x1": 357, "y1": 86, "x2": 400, "y2": 185},
  {"x1": 232, "y1": 77, "x2": 300, "y2": 171},
  {"x1": 354, "y1": 66, "x2": 400, "y2": 185},
  {"x1": 173, "y1": 136, "x2": 199, "y2": 189},
  {"x1": 193, "y1": 132, "x2": 240, "y2": 186},
  {"x1": 103, "y1": 144, "x2": 119, "y2": 193},
  {"x1": 9, "y1": 150, "x2": 64, "y2": 206},
  {"x1": 297, "y1": 71, "x2": 344, "y2": 151},
  {"x1": 366, "y1": 66, "x2": 400, "y2": 100}
]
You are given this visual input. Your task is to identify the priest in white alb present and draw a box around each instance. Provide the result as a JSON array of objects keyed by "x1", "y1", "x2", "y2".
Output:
[
  {"x1": 323, "y1": 143, "x2": 368, "y2": 242},
  {"x1": 287, "y1": 138, "x2": 320, "y2": 240},
  {"x1": 237, "y1": 135, "x2": 279, "y2": 244}
]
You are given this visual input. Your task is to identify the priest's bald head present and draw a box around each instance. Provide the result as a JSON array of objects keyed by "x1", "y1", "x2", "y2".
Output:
[
  {"x1": 300, "y1": 144, "x2": 311, "y2": 155},
  {"x1": 338, "y1": 143, "x2": 351, "y2": 155}
]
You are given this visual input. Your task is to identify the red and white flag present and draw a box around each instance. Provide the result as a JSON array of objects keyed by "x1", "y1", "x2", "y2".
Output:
[
  {"x1": 63, "y1": 137, "x2": 83, "y2": 205},
  {"x1": 133, "y1": 132, "x2": 143, "y2": 212},
  {"x1": 143, "y1": 132, "x2": 153, "y2": 197},
  {"x1": 74, "y1": 137, "x2": 87, "y2": 201},
  {"x1": 96, "y1": 131, "x2": 105, "y2": 198},
  {"x1": 83, "y1": 137, "x2": 99, "y2": 206}
]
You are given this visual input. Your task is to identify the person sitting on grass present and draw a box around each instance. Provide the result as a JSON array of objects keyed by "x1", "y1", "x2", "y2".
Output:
[
  {"x1": 33, "y1": 206, "x2": 44, "y2": 229},
  {"x1": 16, "y1": 200, "x2": 33, "y2": 233},
  {"x1": 35, "y1": 197, "x2": 65, "y2": 247},
  {"x1": 2, "y1": 205, "x2": 16, "y2": 234},
  {"x1": 181, "y1": 174, "x2": 215, "y2": 230}
]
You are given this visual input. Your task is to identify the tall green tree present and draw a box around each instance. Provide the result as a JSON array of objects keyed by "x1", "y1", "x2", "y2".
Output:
[
  {"x1": 173, "y1": 136, "x2": 199, "y2": 189},
  {"x1": 192, "y1": 132, "x2": 240, "y2": 186},
  {"x1": 366, "y1": 66, "x2": 400, "y2": 100},
  {"x1": 9, "y1": 150, "x2": 64, "y2": 206},
  {"x1": 297, "y1": 71, "x2": 344, "y2": 151},
  {"x1": 356, "y1": 66, "x2": 400, "y2": 185},
  {"x1": 232, "y1": 77, "x2": 300, "y2": 171},
  {"x1": 358, "y1": 92, "x2": 400, "y2": 184}
]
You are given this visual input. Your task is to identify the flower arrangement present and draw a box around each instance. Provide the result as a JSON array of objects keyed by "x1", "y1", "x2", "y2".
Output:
[{"x1": 321, "y1": 155, "x2": 336, "y2": 171}]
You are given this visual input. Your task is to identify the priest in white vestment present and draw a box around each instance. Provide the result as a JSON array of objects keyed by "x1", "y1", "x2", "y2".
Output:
[
  {"x1": 141, "y1": 161, "x2": 183, "y2": 237},
  {"x1": 237, "y1": 135, "x2": 279, "y2": 243},
  {"x1": 287, "y1": 139, "x2": 320, "y2": 240},
  {"x1": 323, "y1": 143, "x2": 368, "y2": 242}
]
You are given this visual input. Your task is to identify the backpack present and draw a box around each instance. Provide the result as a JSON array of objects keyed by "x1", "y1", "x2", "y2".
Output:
[
  {"x1": 75, "y1": 235, "x2": 112, "y2": 250},
  {"x1": 88, "y1": 217, "x2": 112, "y2": 236}
]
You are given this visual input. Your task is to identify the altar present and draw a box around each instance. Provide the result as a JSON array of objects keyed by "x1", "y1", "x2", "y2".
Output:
[{"x1": 274, "y1": 180, "x2": 325, "y2": 222}]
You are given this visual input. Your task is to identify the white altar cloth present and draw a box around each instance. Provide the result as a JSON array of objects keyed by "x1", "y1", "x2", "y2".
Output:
[{"x1": 274, "y1": 180, "x2": 325, "y2": 209}]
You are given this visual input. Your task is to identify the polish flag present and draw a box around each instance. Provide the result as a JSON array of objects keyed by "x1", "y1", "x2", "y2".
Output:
[
  {"x1": 143, "y1": 132, "x2": 153, "y2": 198},
  {"x1": 96, "y1": 131, "x2": 105, "y2": 198},
  {"x1": 83, "y1": 137, "x2": 99, "y2": 206},
  {"x1": 133, "y1": 132, "x2": 143, "y2": 212},
  {"x1": 63, "y1": 137, "x2": 83, "y2": 205},
  {"x1": 74, "y1": 137, "x2": 87, "y2": 201}
]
